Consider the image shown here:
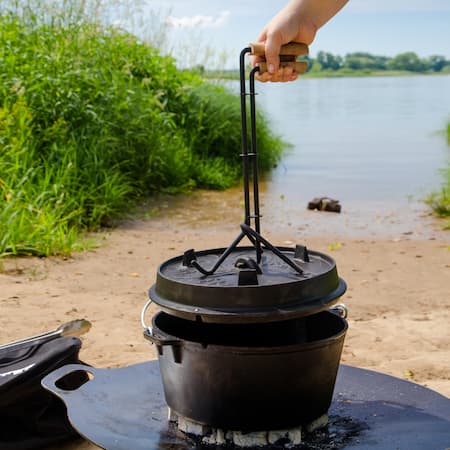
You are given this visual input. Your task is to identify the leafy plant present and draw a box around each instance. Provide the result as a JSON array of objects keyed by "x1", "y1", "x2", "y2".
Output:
[
  {"x1": 425, "y1": 124, "x2": 450, "y2": 228},
  {"x1": 0, "y1": 3, "x2": 284, "y2": 256}
]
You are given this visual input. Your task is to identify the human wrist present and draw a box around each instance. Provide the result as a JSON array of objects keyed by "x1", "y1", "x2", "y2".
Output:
[{"x1": 285, "y1": 0, "x2": 318, "y2": 44}]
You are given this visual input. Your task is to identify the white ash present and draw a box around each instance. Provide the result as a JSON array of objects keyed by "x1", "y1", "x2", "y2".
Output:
[
  {"x1": 304, "y1": 413, "x2": 329, "y2": 433},
  {"x1": 169, "y1": 408, "x2": 328, "y2": 448}
]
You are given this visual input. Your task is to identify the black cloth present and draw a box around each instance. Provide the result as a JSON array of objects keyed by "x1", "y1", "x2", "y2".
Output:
[{"x1": 0, "y1": 336, "x2": 86, "y2": 449}]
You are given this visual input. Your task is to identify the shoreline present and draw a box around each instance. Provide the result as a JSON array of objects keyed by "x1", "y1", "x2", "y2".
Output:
[{"x1": 202, "y1": 70, "x2": 450, "y2": 81}]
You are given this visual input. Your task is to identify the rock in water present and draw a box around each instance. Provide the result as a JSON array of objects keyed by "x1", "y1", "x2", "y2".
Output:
[{"x1": 307, "y1": 197, "x2": 341, "y2": 213}]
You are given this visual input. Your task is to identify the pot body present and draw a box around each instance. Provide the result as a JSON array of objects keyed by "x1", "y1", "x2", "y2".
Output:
[{"x1": 146, "y1": 310, "x2": 347, "y2": 431}]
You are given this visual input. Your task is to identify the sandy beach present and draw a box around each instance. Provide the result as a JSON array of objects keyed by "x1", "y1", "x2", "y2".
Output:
[{"x1": 1, "y1": 191, "x2": 449, "y2": 449}]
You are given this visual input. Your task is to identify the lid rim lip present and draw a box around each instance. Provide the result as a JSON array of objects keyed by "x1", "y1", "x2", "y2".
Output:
[{"x1": 148, "y1": 278, "x2": 347, "y2": 324}]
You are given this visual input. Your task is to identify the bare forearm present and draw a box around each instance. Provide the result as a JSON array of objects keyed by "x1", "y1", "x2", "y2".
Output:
[{"x1": 286, "y1": 0, "x2": 349, "y2": 32}]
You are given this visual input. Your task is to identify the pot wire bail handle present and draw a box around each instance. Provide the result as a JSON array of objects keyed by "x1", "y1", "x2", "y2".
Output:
[
  {"x1": 141, "y1": 299, "x2": 182, "y2": 347},
  {"x1": 141, "y1": 298, "x2": 153, "y2": 335},
  {"x1": 330, "y1": 303, "x2": 348, "y2": 319}
]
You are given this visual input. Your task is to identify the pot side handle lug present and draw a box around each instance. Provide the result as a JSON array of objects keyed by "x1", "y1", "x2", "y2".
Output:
[
  {"x1": 142, "y1": 328, "x2": 182, "y2": 347},
  {"x1": 141, "y1": 298, "x2": 182, "y2": 347}
]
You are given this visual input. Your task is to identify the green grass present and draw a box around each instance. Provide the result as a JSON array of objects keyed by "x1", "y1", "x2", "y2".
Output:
[
  {"x1": 302, "y1": 69, "x2": 428, "y2": 78},
  {"x1": 426, "y1": 124, "x2": 450, "y2": 229},
  {"x1": 0, "y1": 7, "x2": 284, "y2": 257}
]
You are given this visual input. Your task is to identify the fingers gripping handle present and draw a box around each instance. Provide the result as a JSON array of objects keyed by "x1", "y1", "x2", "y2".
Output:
[
  {"x1": 250, "y1": 42, "x2": 309, "y2": 76},
  {"x1": 258, "y1": 60, "x2": 308, "y2": 75},
  {"x1": 250, "y1": 42, "x2": 309, "y2": 57}
]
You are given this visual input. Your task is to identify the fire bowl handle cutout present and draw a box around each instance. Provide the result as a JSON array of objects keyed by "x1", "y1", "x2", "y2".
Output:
[{"x1": 41, "y1": 363, "x2": 94, "y2": 394}]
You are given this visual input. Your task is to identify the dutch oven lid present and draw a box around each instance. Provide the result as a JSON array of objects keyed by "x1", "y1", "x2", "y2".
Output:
[{"x1": 149, "y1": 244, "x2": 346, "y2": 323}]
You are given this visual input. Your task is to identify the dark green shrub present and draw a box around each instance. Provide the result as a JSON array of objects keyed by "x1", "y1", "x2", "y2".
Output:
[{"x1": 0, "y1": 12, "x2": 284, "y2": 256}]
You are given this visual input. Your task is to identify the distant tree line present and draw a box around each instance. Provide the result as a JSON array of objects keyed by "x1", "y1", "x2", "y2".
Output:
[{"x1": 306, "y1": 51, "x2": 450, "y2": 73}]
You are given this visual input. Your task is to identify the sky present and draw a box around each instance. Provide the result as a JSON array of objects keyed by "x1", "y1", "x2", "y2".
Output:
[{"x1": 131, "y1": 0, "x2": 450, "y2": 69}]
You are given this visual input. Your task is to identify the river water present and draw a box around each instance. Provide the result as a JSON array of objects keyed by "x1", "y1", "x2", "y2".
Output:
[
  {"x1": 162, "y1": 75, "x2": 450, "y2": 239},
  {"x1": 257, "y1": 75, "x2": 450, "y2": 204}
]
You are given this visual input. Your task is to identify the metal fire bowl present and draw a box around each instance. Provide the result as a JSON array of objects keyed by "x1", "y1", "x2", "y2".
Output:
[
  {"x1": 150, "y1": 246, "x2": 347, "y2": 323},
  {"x1": 42, "y1": 361, "x2": 450, "y2": 450}
]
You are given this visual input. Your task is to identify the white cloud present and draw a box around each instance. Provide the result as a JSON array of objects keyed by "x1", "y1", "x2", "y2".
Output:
[
  {"x1": 166, "y1": 10, "x2": 230, "y2": 29},
  {"x1": 347, "y1": 0, "x2": 450, "y2": 13}
]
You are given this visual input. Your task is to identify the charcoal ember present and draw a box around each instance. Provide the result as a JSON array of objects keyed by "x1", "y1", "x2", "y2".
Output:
[{"x1": 308, "y1": 197, "x2": 341, "y2": 213}]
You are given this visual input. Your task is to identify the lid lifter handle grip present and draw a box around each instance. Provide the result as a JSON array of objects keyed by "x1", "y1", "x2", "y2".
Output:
[{"x1": 250, "y1": 42, "x2": 309, "y2": 76}]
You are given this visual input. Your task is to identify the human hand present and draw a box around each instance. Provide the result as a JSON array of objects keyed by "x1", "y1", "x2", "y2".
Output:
[
  {"x1": 251, "y1": 42, "x2": 309, "y2": 82},
  {"x1": 253, "y1": 1, "x2": 316, "y2": 82},
  {"x1": 253, "y1": 0, "x2": 348, "y2": 82}
]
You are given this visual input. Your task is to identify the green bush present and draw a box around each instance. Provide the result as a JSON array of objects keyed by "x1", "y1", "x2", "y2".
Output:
[
  {"x1": 426, "y1": 174, "x2": 450, "y2": 225},
  {"x1": 426, "y1": 124, "x2": 450, "y2": 228},
  {"x1": 173, "y1": 82, "x2": 283, "y2": 188},
  {"x1": 0, "y1": 12, "x2": 284, "y2": 256}
]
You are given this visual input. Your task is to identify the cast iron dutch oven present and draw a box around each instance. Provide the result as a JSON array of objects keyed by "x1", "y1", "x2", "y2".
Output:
[{"x1": 142, "y1": 304, "x2": 348, "y2": 431}]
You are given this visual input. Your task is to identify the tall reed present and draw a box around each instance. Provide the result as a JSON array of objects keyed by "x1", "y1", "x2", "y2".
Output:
[
  {"x1": 0, "y1": 2, "x2": 284, "y2": 256},
  {"x1": 426, "y1": 123, "x2": 450, "y2": 228}
]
